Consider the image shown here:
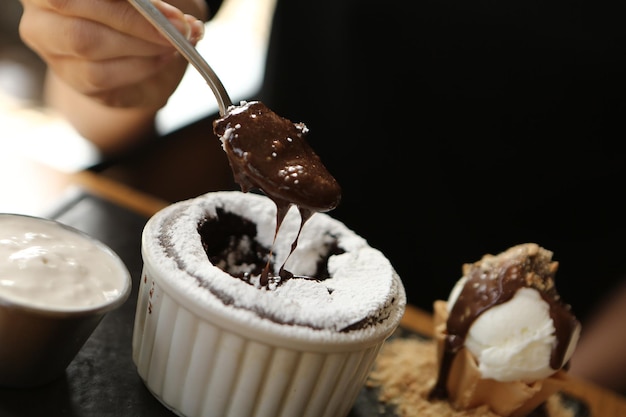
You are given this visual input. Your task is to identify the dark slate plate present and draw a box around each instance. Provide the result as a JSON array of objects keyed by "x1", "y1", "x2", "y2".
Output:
[{"x1": 0, "y1": 189, "x2": 591, "y2": 417}]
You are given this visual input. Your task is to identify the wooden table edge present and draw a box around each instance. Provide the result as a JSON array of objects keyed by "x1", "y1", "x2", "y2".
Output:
[{"x1": 74, "y1": 170, "x2": 169, "y2": 218}]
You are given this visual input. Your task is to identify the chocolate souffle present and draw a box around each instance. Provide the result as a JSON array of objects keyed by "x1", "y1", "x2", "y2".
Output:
[{"x1": 141, "y1": 191, "x2": 405, "y2": 335}]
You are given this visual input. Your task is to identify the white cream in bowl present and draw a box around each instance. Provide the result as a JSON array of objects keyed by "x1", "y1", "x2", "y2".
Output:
[{"x1": 0, "y1": 214, "x2": 131, "y2": 312}]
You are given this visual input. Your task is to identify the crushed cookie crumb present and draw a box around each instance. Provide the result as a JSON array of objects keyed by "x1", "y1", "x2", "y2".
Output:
[{"x1": 366, "y1": 337, "x2": 575, "y2": 417}]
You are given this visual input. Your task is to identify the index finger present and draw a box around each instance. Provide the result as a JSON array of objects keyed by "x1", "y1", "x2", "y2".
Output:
[{"x1": 33, "y1": 0, "x2": 189, "y2": 46}]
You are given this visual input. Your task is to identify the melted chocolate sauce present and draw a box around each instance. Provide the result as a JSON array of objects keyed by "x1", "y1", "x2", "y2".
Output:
[
  {"x1": 197, "y1": 208, "x2": 343, "y2": 289},
  {"x1": 213, "y1": 101, "x2": 342, "y2": 286},
  {"x1": 429, "y1": 244, "x2": 580, "y2": 400}
]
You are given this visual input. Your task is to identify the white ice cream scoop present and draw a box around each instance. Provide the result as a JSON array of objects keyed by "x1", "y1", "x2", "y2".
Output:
[{"x1": 448, "y1": 277, "x2": 581, "y2": 383}]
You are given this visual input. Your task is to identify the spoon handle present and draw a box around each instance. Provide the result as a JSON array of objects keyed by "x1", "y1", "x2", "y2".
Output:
[{"x1": 128, "y1": 0, "x2": 232, "y2": 115}]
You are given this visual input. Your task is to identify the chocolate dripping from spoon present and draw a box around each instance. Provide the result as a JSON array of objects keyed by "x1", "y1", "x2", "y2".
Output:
[{"x1": 213, "y1": 101, "x2": 342, "y2": 287}]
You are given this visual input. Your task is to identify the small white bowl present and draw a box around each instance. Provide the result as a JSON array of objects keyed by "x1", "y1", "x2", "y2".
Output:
[
  {"x1": 0, "y1": 213, "x2": 132, "y2": 388},
  {"x1": 133, "y1": 191, "x2": 406, "y2": 417}
]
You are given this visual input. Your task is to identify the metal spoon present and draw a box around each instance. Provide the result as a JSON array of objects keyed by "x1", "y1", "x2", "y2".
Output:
[{"x1": 128, "y1": 0, "x2": 232, "y2": 116}]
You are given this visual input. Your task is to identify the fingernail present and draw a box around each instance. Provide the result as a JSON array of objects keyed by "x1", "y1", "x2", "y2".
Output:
[
  {"x1": 155, "y1": 1, "x2": 191, "y2": 39},
  {"x1": 190, "y1": 19, "x2": 205, "y2": 42}
]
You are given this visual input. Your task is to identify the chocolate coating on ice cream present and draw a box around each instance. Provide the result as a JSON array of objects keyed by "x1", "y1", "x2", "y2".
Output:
[
  {"x1": 213, "y1": 101, "x2": 341, "y2": 213},
  {"x1": 430, "y1": 243, "x2": 580, "y2": 400}
]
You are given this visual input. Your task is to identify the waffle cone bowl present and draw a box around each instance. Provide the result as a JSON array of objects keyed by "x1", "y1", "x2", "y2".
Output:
[{"x1": 433, "y1": 300, "x2": 568, "y2": 417}]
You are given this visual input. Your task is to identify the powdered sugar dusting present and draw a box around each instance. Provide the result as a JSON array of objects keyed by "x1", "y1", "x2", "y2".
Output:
[{"x1": 142, "y1": 191, "x2": 405, "y2": 340}]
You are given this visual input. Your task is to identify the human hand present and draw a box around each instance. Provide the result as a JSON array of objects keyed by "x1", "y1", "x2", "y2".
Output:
[{"x1": 18, "y1": 0, "x2": 207, "y2": 110}]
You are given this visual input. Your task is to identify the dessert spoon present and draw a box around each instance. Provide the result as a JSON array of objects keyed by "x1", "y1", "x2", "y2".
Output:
[
  {"x1": 129, "y1": 0, "x2": 341, "y2": 217},
  {"x1": 128, "y1": 0, "x2": 232, "y2": 115}
]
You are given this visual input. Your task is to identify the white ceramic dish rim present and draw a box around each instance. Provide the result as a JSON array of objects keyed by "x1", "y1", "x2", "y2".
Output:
[{"x1": 140, "y1": 192, "x2": 406, "y2": 352}]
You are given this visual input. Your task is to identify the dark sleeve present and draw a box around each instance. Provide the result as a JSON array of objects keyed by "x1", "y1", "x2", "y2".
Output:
[{"x1": 205, "y1": 0, "x2": 224, "y2": 18}]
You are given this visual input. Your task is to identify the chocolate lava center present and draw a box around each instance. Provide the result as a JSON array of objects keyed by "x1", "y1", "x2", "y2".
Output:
[{"x1": 198, "y1": 208, "x2": 344, "y2": 289}]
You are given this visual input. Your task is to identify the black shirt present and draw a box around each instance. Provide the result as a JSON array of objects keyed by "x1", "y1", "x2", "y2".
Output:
[
  {"x1": 205, "y1": 0, "x2": 223, "y2": 18},
  {"x1": 209, "y1": 0, "x2": 626, "y2": 323}
]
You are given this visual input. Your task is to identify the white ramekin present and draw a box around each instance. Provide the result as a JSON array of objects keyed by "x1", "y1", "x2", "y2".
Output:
[{"x1": 132, "y1": 191, "x2": 405, "y2": 417}]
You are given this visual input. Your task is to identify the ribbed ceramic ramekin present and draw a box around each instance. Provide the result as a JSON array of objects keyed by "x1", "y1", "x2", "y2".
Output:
[{"x1": 132, "y1": 191, "x2": 406, "y2": 417}]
